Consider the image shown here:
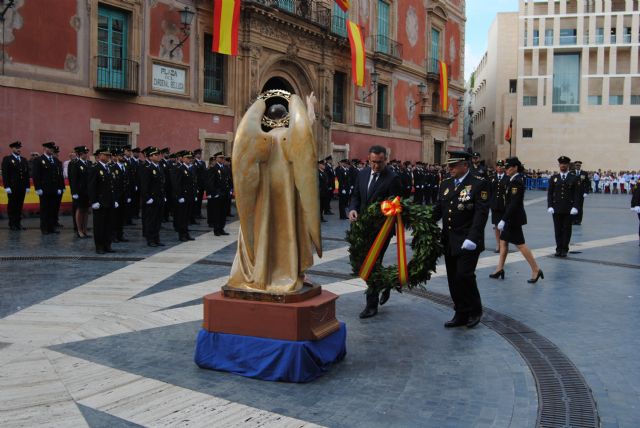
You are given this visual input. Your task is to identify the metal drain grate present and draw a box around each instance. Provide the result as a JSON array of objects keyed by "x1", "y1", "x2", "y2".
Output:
[{"x1": 408, "y1": 288, "x2": 600, "y2": 428}]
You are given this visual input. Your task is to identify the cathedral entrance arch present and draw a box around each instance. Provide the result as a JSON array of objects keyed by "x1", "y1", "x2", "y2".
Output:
[{"x1": 260, "y1": 58, "x2": 313, "y2": 97}]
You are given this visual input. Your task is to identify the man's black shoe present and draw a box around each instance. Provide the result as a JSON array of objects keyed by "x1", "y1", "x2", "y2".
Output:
[
  {"x1": 379, "y1": 288, "x2": 391, "y2": 306},
  {"x1": 219, "y1": 230, "x2": 229, "y2": 235},
  {"x1": 105, "y1": 248, "x2": 116, "y2": 253},
  {"x1": 155, "y1": 241, "x2": 166, "y2": 246},
  {"x1": 179, "y1": 236, "x2": 189, "y2": 242},
  {"x1": 559, "y1": 251, "x2": 568, "y2": 257},
  {"x1": 554, "y1": 251, "x2": 562, "y2": 257},
  {"x1": 187, "y1": 235, "x2": 195, "y2": 241},
  {"x1": 148, "y1": 242, "x2": 158, "y2": 247},
  {"x1": 96, "y1": 250, "x2": 106, "y2": 255},
  {"x1": 359, "y1": 306, "x2": 378, "y2": 319},
  {"x1": 466, "y1": 314, "x2": 482, "y2": 328},
  {"x1": 214, "y1": 231, "x2": 221, "y2": 236},
  {"x1": 444, "y1": 314, "x2": 468, "y2": 328}
]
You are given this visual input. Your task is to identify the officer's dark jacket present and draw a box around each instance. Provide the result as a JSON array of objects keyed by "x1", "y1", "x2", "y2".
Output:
[
  {"x1": 631, "y1": 185, "x2": 640, "y2": 207},
  {"x1": 335, "y1": 166, "x2": 350, "y2": 194},
  {"x1": 1, "y1": 154, "x2": 30, "y2": 190},
  {"x1": 433, "y1": 172, "x2": 490, "y2": 256},
  {"x1": 110, "y1": 162, "x2": 130, "y2": 203},
  {"x1": 207, "y1": 163, "x2": 231, "y2": 198},
  {"x1": 32, "y1": 155, "x2": 64, "y2": 195},
  {"x1": 571, "y1": 170, "x2": 590, "y2": 195},
  {"x1": 88, "y1": 162, "x2": 115, "y2": 207},
  {"x1": 171, "y1": 163, "x2": 197, "y2": 201},
  {"x1": 140, "y1": 162, "x2": 166, "y2": 202},
  {"x1": 547, "y1": 173, "x2": 580, "y2": 214},
  {"x1": 68, "y1": 159, "x2": 90, "y2": 198},
  {"x1": 348, "y1": 166, "x2": 403, "y2": 213},
  {"x1": 489, "y1": 174, "x2": 509, "y2": 211},
  {"x1": 502, "y1": 174, "x2": 527, "y2": 226}
]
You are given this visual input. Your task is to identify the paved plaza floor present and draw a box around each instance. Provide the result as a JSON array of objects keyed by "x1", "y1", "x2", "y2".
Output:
[{"x1": 0, "y1": 192, "x2": 639, "y2": 427}]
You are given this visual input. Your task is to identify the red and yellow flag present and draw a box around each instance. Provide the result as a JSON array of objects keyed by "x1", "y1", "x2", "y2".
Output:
[
  {"x1": 359, "y1": 197, "x2": 408, "y2": 287},
  {"x1": 335, "y1": 0, "x2": 350, "y2": 12},
  {"x1": 505, "y1": 117, "x2": 513, "y2": 143},
  {"x1": 439, "y1": 61, "x2": 448, "y2": 112},
  {"x1": 347, "y1": 20, "x2": 365, "y2": 87},
  {"x1": 213, "y1": 0, "x2": 241, "y2": 56}
]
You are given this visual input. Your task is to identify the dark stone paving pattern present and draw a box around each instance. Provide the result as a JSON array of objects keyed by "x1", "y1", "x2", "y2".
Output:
[
  {"x1": 51, "y1": 292, "x2": 538, "y2": 428},
  {"x1": 77, "y1": 404, "x2": 144, "y2": 428}
]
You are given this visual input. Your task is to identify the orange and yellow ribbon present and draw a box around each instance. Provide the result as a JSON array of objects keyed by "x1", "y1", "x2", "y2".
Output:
[{"x1": 359, "y1": 197, "x2": 408, "y2": 286}]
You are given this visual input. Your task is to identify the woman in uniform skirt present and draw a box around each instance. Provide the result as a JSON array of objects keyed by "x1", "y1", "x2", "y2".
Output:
[{"x1": 490, "y1": 157, "x2": 544, "y2": 283}]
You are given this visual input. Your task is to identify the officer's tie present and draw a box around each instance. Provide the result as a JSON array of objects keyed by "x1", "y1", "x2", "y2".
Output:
[{"x1": 454, "y1": 178, "x2": 461, "y2": 187}]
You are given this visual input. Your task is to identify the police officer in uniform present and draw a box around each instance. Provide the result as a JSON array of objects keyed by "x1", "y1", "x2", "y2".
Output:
[
  {"x1": 159, "y1": 148, "x2": 172, "y2": 222},
  {"x1": 32, "y1": 142, "x2": 65, "y2": 234},
  {"x1": 413, "y1": 162, "x2": 426, "y2": 205},
  {"x1": 324, "y1": 156, "x2": 335, "y2": 214},
  {"x1": 172, "y1": 150, "x2": 197, "y2": 241},
  {"x1": 193, "y1": 148, "x2": 207, "y2": 220},
  {"x1": 110, "y1": 148, "x2": 131, "y2": 243},
  {"x1": 571, "y1": 160, "x2": 589, "y2": 225},
  {"x1": 68, "y1": 145, "x2": 91, "y2": 238},
  {"x1": 433, "y1": 151, "x2": 489, "y2": 328},
  {"x1": 400, "y1": 161, "x2": 413, "y2": 199},
  {"x1": 489, "y1": 160, "x2": 509, "y2": 252},
  {"x1": 470, "y1": 151, "x2": 488, "y2": 179},
  {"x1": 88, "y1": 148, "x2": 116, "y2": 254},
  {"x1": 318, "y1": 160, "x2": 329, "y2": 222},
  {"x1": 335, "y1": 159, "x2": 351, "y2": 219},
  {"x1": 547, "y1": 155, "x2": 581, "y2": 257},
  {"x1": 206, "y1": 151, "x2": 231, "y2": 236},
  {"x1": 128, "y1": 147, "x2": 142, "y2": 221},
  {"x1": 140, "y1": 147, "x2": 166, "y2": 246},
  {"x1": 2, "y1": 141, "x2": 30, "y2": 230}
]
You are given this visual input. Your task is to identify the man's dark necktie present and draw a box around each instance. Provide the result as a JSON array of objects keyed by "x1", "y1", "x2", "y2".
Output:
[{"x1": 367, "y1": 172, "x2": 379, "y2": 199}]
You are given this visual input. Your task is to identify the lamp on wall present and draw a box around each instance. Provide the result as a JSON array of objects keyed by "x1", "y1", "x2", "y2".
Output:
[
  {"x1": 361, "y1": 70, "x2": 380, "y2": 101},
  {"x1": 408, "y1": 82, "x2": 428, "y2": 111},
  {"x1": 169, "y1": 6, "x2": 196, "y2": 58}
]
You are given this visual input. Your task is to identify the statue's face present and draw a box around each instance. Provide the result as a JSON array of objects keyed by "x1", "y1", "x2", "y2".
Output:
[{"x1": 266, "y1": 103, "x2": 288, "y2": 120}]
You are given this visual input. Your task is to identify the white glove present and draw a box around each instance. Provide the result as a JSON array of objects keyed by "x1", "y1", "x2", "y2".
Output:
[
  {"x1": 214, "y1": 195, "x2": 220, "y2": 199},
  {"x1": 146, "y1": 198, "x2": 153, "y2": 205},
  {"x1": 126, "y1": 198, "x2": 131, "y2": 203},
  {"x1": 36, "y1": 189, "x2": 43, "y2": 196},
  {"x1": 57, "y1": 189, "x2": 62, "y2": 195},
  {"x1": 194, "y1": 197, "x2": 198, "y2": 202},
  {"x1": 632, "y1": 206, "x2": 640, "y2": 214},
  {"x1": 497, "y1": 220, "x2": 505, "y2": 231},
  {"x1": 570, "y1": 207, "x2": 578, "y2": 215},
  {"x1": 91, "y1": 202, "x2": 100, "y2": 210},
  {"x1": 164, "y1": 197, "x2": 167, "y2": 202},
  {"x1": 583, "y1": 193, "x2": 587, "y2": 198},
  {"x1": 461, "y1": 239, "x2": 477, "y2": 251},
  {"x1": 547, "y1": 207, "x2": 555, "y2": 214},
  {"x1": 178, "y1": 197, "x2": 185, "y2": 203},
  {"x1": 341, "y1": 190, "x2": 347, "y2": 194},
  {"x1": 135, "y1": 186, "x2": 138, "y2": 191},
  {"x1": 25, "y1": 188, "x2": 30, "y2": 194},
  {"x1": 114, "y1": 202, "x2": 119, "y2": 209},
  {"x1": 5, "y1": 187, "x2": 11, "y2": 194},
  {"x1": 206, "y1": 195, "x2": 211, "y2": 200},
  {"x1": 72, "y1": 194, "x2": 79, "y2": 200}
]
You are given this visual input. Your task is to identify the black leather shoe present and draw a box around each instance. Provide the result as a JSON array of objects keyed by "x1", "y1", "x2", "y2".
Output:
[
  {"x1": 179, "y1": 236, "x2": 189, "y2": 242},
  {"x1": 105, "y1": 248, "x2": 116, "y2": 253},
  {"x1": 466, "y1": 313, "x2": 482, "y2": 328},
  {"x1": 220, "y1": 231, "x2": 229, "y2": 235},
  {"x1": 148, "y1": 242, "x2": 158, "y2": 247},
  {"x1": 554, "y1": 251, "x2": 562, "y2": 257},
  {"x1": 187, "y1": 235, "x2": 195, "y2": 241},
  {"x1": 96, "y1": 250, "x2": 106, "y2": 255},
  {"x1": 155, "y1": 241, "x2": 166, "y2": 246},
  {"x1": 359, "y1": 306, "x2": 378, "y2": 319},
  {"x1": 214, "y1": 232, "x2": 221, "y2": 236},
  {"x1": 559, "y1": 251, "x2": 567, "y2": 257},
  {"x1": 444, "y1": 314, "x2": 468, "y2": 328},
  {"x1": 379, "y1": 288, "x2": 391, "y2": 306}
]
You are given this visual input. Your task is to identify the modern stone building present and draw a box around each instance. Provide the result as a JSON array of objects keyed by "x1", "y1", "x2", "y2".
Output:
[
  {"x1": 469, "y1": 0, "x2": 640, "y2": 171},
  {"x1": 0, "y1": 0, "x2": 466, "y2": 164}
]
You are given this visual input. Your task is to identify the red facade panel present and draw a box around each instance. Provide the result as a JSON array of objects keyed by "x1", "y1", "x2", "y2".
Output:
[
  {"x1": 393, "y1": 79, "x2": 422, "y2": 130},
  {"x1": 445, "y1": 20, "x2": 462, "y2": 82},
  {"x1": 149, "y1": 2, "x2": 190, "y2": 64},
  {"x1": 396, "y1": 0, "x2": 426, "y2": 66},
  {"x1": 5, "y1": 0, "x2": 78, "y2": 70}
]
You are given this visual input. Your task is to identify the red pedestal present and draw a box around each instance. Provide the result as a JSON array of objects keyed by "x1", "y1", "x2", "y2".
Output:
[{"x1": 202, "y1": 289, "x2": 340, "y2": 341}]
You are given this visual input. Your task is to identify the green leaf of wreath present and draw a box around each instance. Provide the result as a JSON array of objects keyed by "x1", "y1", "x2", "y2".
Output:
[{"x1": 345, "y1": 198, "x2": 443, "y2": 296}]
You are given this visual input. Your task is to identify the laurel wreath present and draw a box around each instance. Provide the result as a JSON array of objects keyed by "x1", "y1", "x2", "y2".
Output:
[{"x1": 345, "y1": 199, "x2": 443, "y2": 295}]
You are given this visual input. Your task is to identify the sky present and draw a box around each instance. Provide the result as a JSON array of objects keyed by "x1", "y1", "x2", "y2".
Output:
[{"x1": 464, "y1": 0, "x2": 520, "y2": 82}]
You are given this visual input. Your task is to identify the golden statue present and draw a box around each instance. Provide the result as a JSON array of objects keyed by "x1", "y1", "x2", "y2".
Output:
[{"x1": 228, "y1": 90, "x2": 322, "y2": 293}]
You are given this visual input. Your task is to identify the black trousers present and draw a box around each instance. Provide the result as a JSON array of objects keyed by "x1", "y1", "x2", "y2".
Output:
[
  {"x1": 39, "y1": 194, "x2": 58, "y2": 233},
  {"x1": 553, "y1": 213, "x2": 573, "y2": 252},
  {"x1": 143, "y1": 200, "x2": 164, "y2": 243},
  {"x1": 574, "y1": 197, "x2": 584, "y2": 224},
  {"x1": 174, "y1": 200, "x2": 193, "y2": 236},
  {"x1": 130, "y1": 189, "x2": 140, "y2": 219},
  {"x1": 93, "y1": 206, "x2": 113, "y2": 251},
  {"x1": 444, "y1": 249, "x2": 482, "y2": 317},
  {"x1": 111, "y1": 203, "x2": 126, "y2": 239},
  {"x1": 195, "y1": 189, "x2": 204, "y2": 218},
  {"x1": 413, "y1": 189, "x2": 423, "y2": 205},
  {"x1": 338, "y1": 193, "x2": 349, "y2": 218},
  {"x1": 54, "y1": 192, "x2": 62, "y2": 224},
  {"x1": 320, "y1": 194, "x2": 330, "y2": 214},
  {"x1": 7, "y1": 190, "x2": 26, "y2": 228},
  {"x1": 209, "y1": 196, "x2": 227, "y2": 232}
]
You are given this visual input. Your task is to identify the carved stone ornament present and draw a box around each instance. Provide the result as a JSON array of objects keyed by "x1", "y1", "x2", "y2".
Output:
[
  {"x1": 70, "y1": 15, "x2": 81, "y2": 31},
  {"x1": 64, "y1": 54, "x2": 78, "y2": 73}
]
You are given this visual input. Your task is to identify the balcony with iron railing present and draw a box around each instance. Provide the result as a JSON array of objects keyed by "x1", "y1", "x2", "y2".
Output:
[
  {"x1": 426, "y1": 58, "x2": 451, "y2": 82},
  {"x1": 369, "y1": 35, "x2": 402, "y2": 59},
  {"x1": 95, "y1": 56, "x2": 139, "y2": 94},
  {"x1": 244, "y1": 0, "x2": 330, "y2": 28},
  {"x1": 331, "y1": 13, "x2": 347, "y2": 38}
]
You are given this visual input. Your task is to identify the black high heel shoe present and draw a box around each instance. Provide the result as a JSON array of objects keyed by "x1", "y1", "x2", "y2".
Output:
[
  {"x1": 527, "y1": 270, "x2": 544, "y2": 283},
  {"x1": 489, "y1": 270, "x2": 505, "y2": 279}
]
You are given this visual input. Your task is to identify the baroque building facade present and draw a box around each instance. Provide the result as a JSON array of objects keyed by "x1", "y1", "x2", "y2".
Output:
[{"x1": 0, "y1": 0, "x2": 465, "y2": 164}]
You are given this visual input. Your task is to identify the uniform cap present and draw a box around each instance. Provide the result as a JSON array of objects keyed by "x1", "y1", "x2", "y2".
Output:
[
  {"x1": 144, "y1": 146, "x2": 161, "y2": 156},
  {"x1": 574, "y1": 160, "x2": 582, "y2": 165},
  {"x1": 325, "y1": 155, "x2": 333, "y2": 161},
  {"x1": 123, "y1": 145, "x2": 132, "y2": 150},
  {"x1": 472, "y1": 152, "x2": 481, "y2": 157},
  {"x1": 161, "y1": 147, "x2": 171, "y2": 154},
  {"x1": 74, "y1": 145, "x2": 89, "y2": 154},
  {"x1": 94, "y1": 148, "x2": 111, "y2": 156},
  {"x1": 557, "y1": 155, "x2": 571, "y2": 164},
  {"x1": 214, "y1": 151, "x2": 225, "y2": 157},
  {"x1": 9, "y1": 141, "x2": 22, "y2": 148},
  {"x1": 131, "y1": 147, "x2": 141, "y2": 153},
  {"x1": 193, "y1": 148, "x2": 202, "y2": 154},
  {"x1": 496, "y1": 160, "x2": 505, "y2": 167},
  {"x1": 42, "y1": 141, "x2": 56, "y2": 149},
  {"x1": 182, "y1": 151, "x2": 194, "y2": 158},
  {"x1": 112, "y1": 148, "x2": 124, "y2": 156},
  {"x1": 446, "y1": 150, "x2": 472, "y2": 165},
  {"x1": 504, "y1": 156, "x2": 522, "y2": 168}
]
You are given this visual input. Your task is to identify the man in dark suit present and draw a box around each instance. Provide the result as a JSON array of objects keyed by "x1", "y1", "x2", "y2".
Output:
[
  {"x1": 32, "y1": 141, "x2": 65, "y2": 234},
  {"x1": 68, "y1": 145, "x2": 92, "y2": 238},
  {"x1": 547, "y1": 155, "x2": 581, "y2": 257},
  {"x1": 2, "y1": 141, "x2": 30, "y2": 230},
  {"x1": 206, "y1": 151, "x2": 231, "y2": 236},
  {"x1": 140, "y1": 147, "x2": 166, "y2": 247},
  {"x1": 88, "y1": 148, "x2": 116, "y2": 254},
  {"x1": 489, "y1": 160, "x2": 509, "y2": 252},
  {"x1": 348, "y1": 145, "x2": 403, "y2": 319},
  {"x1": 172, "y1": 150, "x2": 198, "y2": 241},
  {"x1": 433, "y1": 151, "x2": 490, "y2": 329},
  {"x1": 571, "y1": 160, "x2": 589, "y2": 225}
]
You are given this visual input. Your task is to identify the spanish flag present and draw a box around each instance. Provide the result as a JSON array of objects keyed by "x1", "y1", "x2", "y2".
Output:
[
  {"x1": 335, "y1": 0, "x2": 350, "y2": 12},
  {"x1": 439, "y1": 61, "x2": 448, "y2": 112},
  {"x1": 347, "y1": 20, "x2": 365, "y2": 86},
  {"x1": 505, "y1": 117, "x2": 513, "y2": 143},
  {"x1": 213, "y1": 0, "x2": 241, "y2": 56}
]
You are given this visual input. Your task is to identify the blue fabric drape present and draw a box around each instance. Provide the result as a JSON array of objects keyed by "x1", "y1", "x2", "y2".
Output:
[{"x1": 194, "y1": 323, "x2": 347, "y2": 383}]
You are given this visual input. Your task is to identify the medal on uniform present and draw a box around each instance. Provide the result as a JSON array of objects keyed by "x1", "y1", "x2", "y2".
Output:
[
  {"x1": 153, "y1": 169, "x2": 157, "y2": 175},
  {"x1": 184, "y1": 170, "x2": 188, "y2": 175},
  {"x1": 99, "y1": 170, "x2": 104, "y2": 176},
  {"x1": 554, "y1": 178, "x2": 558, "y2": 183},
  {"x1": 80, "y1": 166, "x2": 84, "y2": 171},
  {"x1": 444, "y1": 188, "x2": 450, "y2": 196},
  {"x1": 457, "y1": 203, "x2": 465, "y2": 211},
  {"x1": 11, "y1": 159, "x2": 15, "y2": 164},
  {"x1": 511, "y1": 187, "x2": 518, "y2": 194},
  {"x1": 481, "y1": 191, "x2": 488, "y2": 200}
]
